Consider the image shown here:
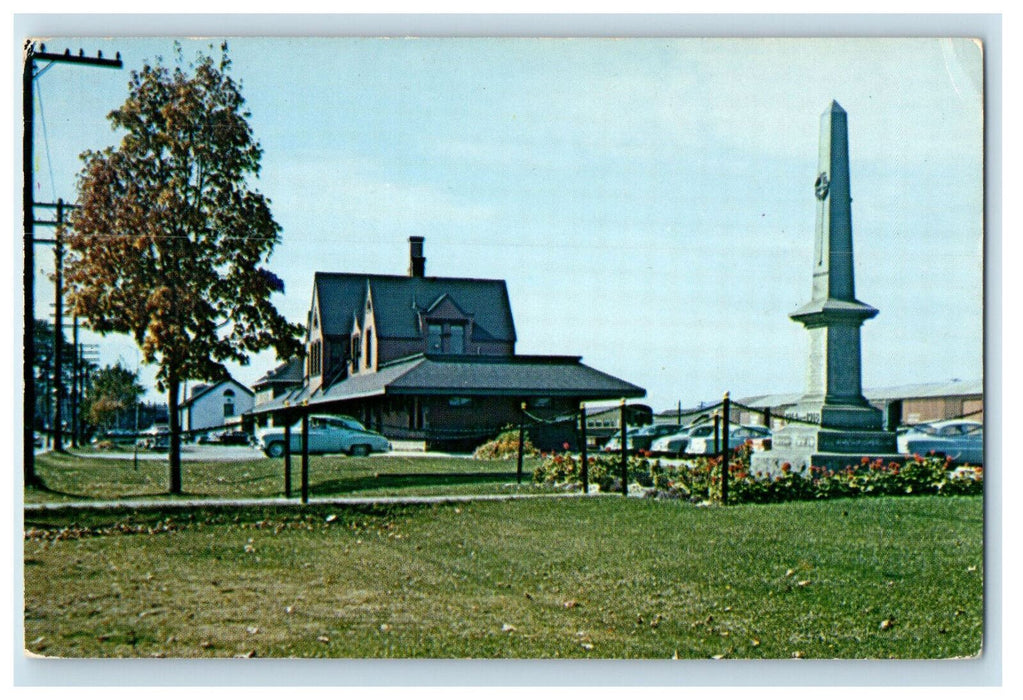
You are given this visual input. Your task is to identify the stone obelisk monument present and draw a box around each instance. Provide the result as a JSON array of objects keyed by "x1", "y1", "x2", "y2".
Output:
[{"x1": 753, "y1": 101, "x2": 898, "y2": 474}]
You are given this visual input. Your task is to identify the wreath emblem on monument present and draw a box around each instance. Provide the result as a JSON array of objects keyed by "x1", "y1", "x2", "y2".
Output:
[{"x1": 814, "y1": 172, "x2": 830, "y2": 200}]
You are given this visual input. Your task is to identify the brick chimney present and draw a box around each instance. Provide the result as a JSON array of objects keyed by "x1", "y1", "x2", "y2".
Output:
[{"x1": 408, "y1": 236, "x2": 426, "y2": 277}]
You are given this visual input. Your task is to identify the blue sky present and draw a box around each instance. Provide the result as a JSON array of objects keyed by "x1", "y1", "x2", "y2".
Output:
[{"x1": 22, "y1": 36, "x2": 984, "y2": 411}]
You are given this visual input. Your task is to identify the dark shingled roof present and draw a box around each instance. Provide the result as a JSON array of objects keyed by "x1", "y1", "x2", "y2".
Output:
[
  {"x1": 314, "y1": 273, "x2": 516, "y2": 343},
  {"x1": 252, "y1": 357, "x2": 304, "y2": 390},
  {"x1": 250, "y1": 354, "x2": 645, "y2": 414},
  {"x1": 383, "y1": 355, "x2": 645, "y2": 398}
]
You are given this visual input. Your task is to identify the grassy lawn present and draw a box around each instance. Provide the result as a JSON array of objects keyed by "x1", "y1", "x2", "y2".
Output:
[
  {"x1": 23, "y1": 495, "x2": 983, "y2": 659},
  {"x1": 26, "y1": 451, "x2": 550, "y2": 503}
]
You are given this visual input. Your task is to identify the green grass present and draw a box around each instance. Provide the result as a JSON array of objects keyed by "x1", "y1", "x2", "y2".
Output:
[
  {"x1": 23, "y1": 495, "x2": 983, "y2": 659},
  {"x1": 26, "y1": 451, "x2": 550, "y2": 503}
]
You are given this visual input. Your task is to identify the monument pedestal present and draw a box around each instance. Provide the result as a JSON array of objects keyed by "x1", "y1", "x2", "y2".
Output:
[{"x1": 751, "y1": 423, "x2": 900, "y2": 474}]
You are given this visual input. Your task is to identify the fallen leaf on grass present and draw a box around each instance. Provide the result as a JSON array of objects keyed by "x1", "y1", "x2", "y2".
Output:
[
  {"x1": 317, "y1": 635, "x2": 330, "y2": 643},
  {"x1": 879, "y1": 618, "x2": 895, "y2": 631},
  {"x1": 563, "y1": 600, "x2": 578, "y2": 609},
  {"x1": 580, "y1": 643, "x2": 594, "y2": 651},
  {"x1": 501, "y1": 624, "x2": 516, "y2": 633},
  {"x1": 246, "y1": 626, "x2": 259, "y2": 635}
]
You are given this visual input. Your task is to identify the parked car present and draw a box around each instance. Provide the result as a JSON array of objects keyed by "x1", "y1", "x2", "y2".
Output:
[
  {"x1": 257, "y1": 414, "x2": 390, "y2": 458},
  {"x1": 203, "y1": 429, "x2": 253, "y2": 446},
  {"x1": 686, "y1": 424, "x2": 771, "y2": 455},
  {"x1": 136, "y1": 425, "x2": 170, "y2": 450},
  {"x1": 92, "y1": 428, "x2": 137, "y2": 446},
  {"x1": 897, "y1": 419, "x2": 983, "y2": 464},
  {"x1": 650, "y1": 424, "x2": 700, "y2": 457},
  {"x1": 602, "y1": 423, "x2": 681, "y2": 453}
]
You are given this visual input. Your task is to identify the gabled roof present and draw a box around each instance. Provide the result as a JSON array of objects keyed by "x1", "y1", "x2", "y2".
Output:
[
  {"x1": 252, "y1": 358, "x2": 304, "y2": 390},
  {"x1": 179, "y1": 377, "x2": 253, "y2": 409},
  {"x1": 314, "y1": 272, "x2": 516, "y2": 343}
]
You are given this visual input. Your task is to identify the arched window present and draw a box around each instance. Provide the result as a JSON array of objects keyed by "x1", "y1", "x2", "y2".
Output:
[{"x1": 365, "y1": 329, "x2": 374, "y2": 369}]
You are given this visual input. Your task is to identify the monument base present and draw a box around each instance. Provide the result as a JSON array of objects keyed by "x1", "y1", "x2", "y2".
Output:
[{"x1": 750, "y1": 423, "x2": 900, "y2": 475}]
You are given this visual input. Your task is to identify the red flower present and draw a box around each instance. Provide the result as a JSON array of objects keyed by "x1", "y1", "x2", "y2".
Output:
[
  {"x1": 913, "y1": 453, "x2": 922, "y2": 463},
  {"x1": 861, "y1": 456, "x2": 870, "y2": 465},
  {"x1": 563, "y1": 442, "x2": 571, "y2": 451},
  {"x1": 781, "y1": 462, "x2": 791, "y2": 473}
]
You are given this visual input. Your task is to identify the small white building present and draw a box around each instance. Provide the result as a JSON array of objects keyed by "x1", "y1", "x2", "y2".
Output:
[{"x1": 179, "y1": 377, "x2": 254, "y2": 433}]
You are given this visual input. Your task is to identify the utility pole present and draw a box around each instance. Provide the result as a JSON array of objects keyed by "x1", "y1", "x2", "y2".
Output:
[
  {"x1": 22, "y1": 41, "x2": 121, "y2": 485},
  {"x1": 52, "y1": 201, "x2": 65, "y2": 451},
  {"x1": 71, "y1": 314, "x2": 79, "y2": 447}
]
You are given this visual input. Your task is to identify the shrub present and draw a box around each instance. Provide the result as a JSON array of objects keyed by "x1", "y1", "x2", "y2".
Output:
[{"x1": 473, "y1": 428, "x2": 539, "y2": 460}]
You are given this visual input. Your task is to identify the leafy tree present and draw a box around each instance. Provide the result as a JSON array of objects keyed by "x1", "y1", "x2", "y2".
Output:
[
  {"x1": 31, "y1": 319, "x2": 77, "y2": 430},
  {"x1": 66, "y1": 43, "x2": 301, "y2": 493},
  {"x1": 81, "y1": 363, "x2": 145, "y2": 431}
]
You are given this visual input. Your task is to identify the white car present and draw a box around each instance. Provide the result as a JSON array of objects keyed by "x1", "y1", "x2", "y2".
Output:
[
  {"x1": 897, "y1": 419, "x2": 983, "y2": 464},
  {"x1": 603, "y1": 423, "x2": 685, "y2": 452},
  {"x1": 257, "y1": 414, "x2": 391, "y2": 458},
  {"x1": 650, "y1": 424, "x2": 701, "y2": 457},
  {"x1": 685, "y1": 424, "x2": 771, "y2": 455}
]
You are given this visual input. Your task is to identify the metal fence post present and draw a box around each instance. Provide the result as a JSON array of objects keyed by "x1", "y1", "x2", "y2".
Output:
[
  {"x1": 579, "y1": 401, "x2": 588, "y2": 494},
  {"x1": 283, "y1": 416, "x2": 292, "y2": 499},
  {"x1": 721, "y1": 392, "x2": 730, "y2": 506},
  {"x1": 516, "y1": 401, "x2": 526, "y2": 484},
  {"x1": 300, "y1": 406, "x2": 310, "y2": 504},
  {"x1": 620, "y1": 398, "x2": 628, "y2": 496}
]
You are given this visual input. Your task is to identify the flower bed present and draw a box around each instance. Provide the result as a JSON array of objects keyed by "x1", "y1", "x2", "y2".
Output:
[{"x1": 532, "y1": 443, "x2": 983, "y2": 503}]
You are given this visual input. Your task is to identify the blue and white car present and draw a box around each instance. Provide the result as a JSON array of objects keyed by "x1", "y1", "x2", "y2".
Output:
[
  {"x1": 257, "y1": 414, "x2": 391, "y2": 458},
  {"x1": 897, "y1": 419, "x2": 983, "y2": 465}
]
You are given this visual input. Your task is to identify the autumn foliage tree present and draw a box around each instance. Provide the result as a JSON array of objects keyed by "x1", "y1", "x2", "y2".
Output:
[
  {"x1": 81, "y1": 363, "x2": 144, "y2": 431},
  {"x1": 66, "y1": 44, "x2": 301, "y2": 493}
]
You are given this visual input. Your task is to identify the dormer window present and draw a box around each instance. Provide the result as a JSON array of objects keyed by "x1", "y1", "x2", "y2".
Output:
[
  {"x1": 449, "y1": 324, "x2": 465, "y2": 354},
  {"x1": 427, "y1": 324, "x2": 443, "y2": 353},
  {"x1": 425, "y1": 321, "x2": 468, "y2": 354},
  {"x1": 351, "y1": 333, "x2": 362, "y2": 373}
]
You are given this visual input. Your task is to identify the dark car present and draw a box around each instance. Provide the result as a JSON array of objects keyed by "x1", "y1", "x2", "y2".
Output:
[{"x1": 215, "y1": 430, "x2": 253, "y2": 446}]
